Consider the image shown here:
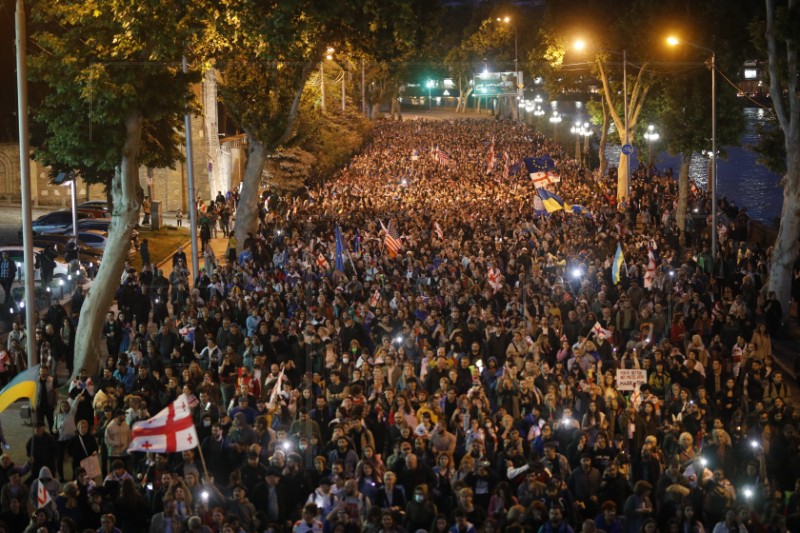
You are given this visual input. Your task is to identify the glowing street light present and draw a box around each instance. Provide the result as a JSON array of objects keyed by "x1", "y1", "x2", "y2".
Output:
[
  {"x1": 570, "y1": 121, "x2": 584, "y2": 161},
  {"x1": 426, "y1": 79, "x2": 435, "y2": 110},
  {"x1": 497, "y1": 16, "x2": 520, "y2": 121},
  {"x1": 643, "y1": 124, "x2": 660, "y2": 165},
  {"x1": 549, "y1": 112, "x2": 562, "y2": 142}
]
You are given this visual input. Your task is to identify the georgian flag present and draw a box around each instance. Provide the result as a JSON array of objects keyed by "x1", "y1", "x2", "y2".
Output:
[
  {"x1": 36, "y1": 482, "x2": 53, "y2": 509},
  {"x1": 128, "y1": 394, "x2": 199, "y2": 453},
  {"x1": 369, "y1": 288, "x2": 381, "y2": 308},
  {"x1": 316, "y1": 253, "x2": 330, "y2": 271},
  {"x1": 591, "y1": 321, "x2": 612, "y2": 340},
  {"x1": 644, "y1": 241, "x2": 658, "y2": 289},
  {"x1": 487, "y1": 265, "x2": 503, "y2": 293}
]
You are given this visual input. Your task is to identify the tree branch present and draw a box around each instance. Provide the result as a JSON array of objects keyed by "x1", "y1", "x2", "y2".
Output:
[
  {"x1": 766, "y1": 0, "x2": 789, "y2": 133},
  {"x1": 277, "y1": 61, "x2": 314, "y2": 147},
  {"x1": 597, "y1": 60, "x2": 624, "y2": 135}
]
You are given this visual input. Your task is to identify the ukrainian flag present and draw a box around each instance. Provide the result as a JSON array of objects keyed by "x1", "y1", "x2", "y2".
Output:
[
  {"x1": 612, "y1": 244, "x2": 625, "y2": 285},
  {"x1": 0, "y1": 365, "x2": 39, "y2": 413},
  {"x1": 536, "y1": 188, "x2": 564, "y2": 213}
]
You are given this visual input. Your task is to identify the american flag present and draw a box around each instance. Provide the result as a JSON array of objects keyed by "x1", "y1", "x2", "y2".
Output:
[
  {"x1": 486, "y1": 138, "x2": 496, "y2": 175},
  {"x1": 380, "y1": 219, "x2": 403, "y2": 258},
  {"x1": 433, "y1": 221, "x2": 444, "y2": 240},
  {"x1": 432, "y1": 147, "x2": 451, "y2": 166}
]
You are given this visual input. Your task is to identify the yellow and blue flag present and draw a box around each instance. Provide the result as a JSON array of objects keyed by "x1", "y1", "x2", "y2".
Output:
[
  {"x1": 568, "y1": 204, "x2": 593, "y2": 218},
  {"x1": 0, "y1": 365, "x2": 39, "y2": 413},
  {"x1": 536, "y1": 188, "x2": 564, "y2": 213},
  {"x1": 612, "y1": 244, "x2": 625, "y2": 285}
]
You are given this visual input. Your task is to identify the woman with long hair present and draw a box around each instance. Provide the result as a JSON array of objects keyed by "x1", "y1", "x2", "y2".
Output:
[
  {"x1": 488, "y1": 481, "x2": 517, "y2": 524},
  {"x1": 113, "y1": 478, "x2": 149, "y2": 531},
  {"x1": 581, "y1": 401, "x2": 607, "y2": 442},
  {"x1": 432, "y1": 454, "x2": 456, "y2": 515},
  {"x1": 750, "y1": 322, "x2": 772, "y2": 359},
  {"x1": 165, "y1": 478, "x2": 194, "y2": 519},
  {"x1": 389, "y1": 392, "x2": 418, "y2": 430}
]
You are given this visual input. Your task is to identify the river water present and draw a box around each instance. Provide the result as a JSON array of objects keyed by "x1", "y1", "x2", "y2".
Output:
[{"x1": 551, "y1": 104, "x2": 783, "y2": 224}]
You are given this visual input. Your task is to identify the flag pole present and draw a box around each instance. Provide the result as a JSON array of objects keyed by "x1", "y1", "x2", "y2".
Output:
[{"x1": 195, "y1": 442, "x2": 210, "y2": 480}]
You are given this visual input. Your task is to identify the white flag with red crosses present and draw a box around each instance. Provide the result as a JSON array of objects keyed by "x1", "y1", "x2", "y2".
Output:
[{"x1": 128, "y1": 394, "x2": 199, "y2": 453}]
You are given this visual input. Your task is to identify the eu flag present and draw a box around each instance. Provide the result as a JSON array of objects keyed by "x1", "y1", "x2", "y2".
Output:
[{"x1": 335, "y1": 225, "x2": 345, "y2": 271}]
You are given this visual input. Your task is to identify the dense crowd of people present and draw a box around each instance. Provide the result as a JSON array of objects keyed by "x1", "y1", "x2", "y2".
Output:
[{"x1": 2, "y1": 116, "x2": 798, "y2": 533}]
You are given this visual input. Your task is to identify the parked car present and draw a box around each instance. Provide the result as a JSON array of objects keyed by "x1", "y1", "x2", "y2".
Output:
[
  {"x1": 32, "y1": 234, "x2": 104, "y2": 259},
  {"x1": 74, "y1": 217, "x2": 112, "y2": 232},
  {"x1": 0, "y1": 245, "x2": 86, "y2": 282},
  {"x1": 75, "y1": 205, "x2": 110, "y2": 218},
  {"x1": 78, "y1": 200, "x2": 109, "y2": 209},
  {"x1": 27, "y1": 210, "x2": 96, "y2": 235}
]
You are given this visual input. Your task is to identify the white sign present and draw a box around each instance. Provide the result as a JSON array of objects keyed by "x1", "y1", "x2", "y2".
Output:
[{"x1": 616, "y1": 369, "x2": 647, "y2": 391}]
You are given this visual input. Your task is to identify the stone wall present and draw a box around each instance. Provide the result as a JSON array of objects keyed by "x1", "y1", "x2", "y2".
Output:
[{"x1": 0, "y1": 112, "x2": 212, "y2": 214}]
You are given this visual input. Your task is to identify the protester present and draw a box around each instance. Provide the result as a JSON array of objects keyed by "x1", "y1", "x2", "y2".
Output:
[{"x1": 0, "y1": 117, "x2": 796, "y2": 533}]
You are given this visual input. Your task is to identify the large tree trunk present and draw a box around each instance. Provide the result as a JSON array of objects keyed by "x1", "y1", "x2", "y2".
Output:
[
  {"x1": 203, "y1": 68, "x2": 225, "y2": 195},
  {"x1": 72, "y1": 114, "x2": 143, "y2": 380},
  {"x1": 233, "y1": 136, "x2": 265, "y2": 253},
  {"x1": 769, "y1": 166, "x2": 800, "y2": 318},
  {"x1": 765, "y1": 0, "x2": 800, "y2": 316},
  {"x1": 599, "y1": 99, "x2": 609, "y2": 176},
  {"x1": 676, "y1": 151, "x2": 691, "y2": 246},
  {"x1": 617, "y1": 152, "x2": 630, "y2": 200},
  {"x1": 390, "y1": 95, "x2": 402, "y2": 120}
]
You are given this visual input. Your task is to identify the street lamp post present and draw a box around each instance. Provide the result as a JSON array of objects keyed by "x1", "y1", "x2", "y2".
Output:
[
  {"x1": 498, "y1": 16, "x2": 520, "y2": 121},
  {"x1": 582, "y1": 122, "x2": 592, "y2": 164},
  {"x1": 643, "y1": 124, "x2": 660, "y2": 165},
  {"x1": 667, "y1": 36, "x2": 716, "y2": 264},
  {"x1": 549, "y1": 112, "x2": 562, "y2": 143},
  {"x1": 570, "y1": 122, "x2": 582, "y2": 162},
  {"x1": 426, "y1": 80, "x2": 434, "y2": 111}
]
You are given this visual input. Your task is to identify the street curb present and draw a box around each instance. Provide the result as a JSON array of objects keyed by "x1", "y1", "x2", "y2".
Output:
[{"x1": 156, "y1": 238, "x2": 193, "y2": 272}]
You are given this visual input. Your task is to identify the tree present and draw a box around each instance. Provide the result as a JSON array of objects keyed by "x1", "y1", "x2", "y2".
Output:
[
  {"x1": 762, "y1": 0, "x2": 800, "y2": 318},
  {"x1": 209, "y1": 0, "x2": 434, "y2": 252},
  {"x1": 29, "y1": 0, "x2": 199, "y2": 378},
  {"x1": 655, "y1": 0, "x2": 748, "y2": 251},
  {"x1": 535, "y1": 0, "x2": 664, "y2": 199},
  {"x1": 446, "y1": 18, "x2": 516, "y2": 114}
]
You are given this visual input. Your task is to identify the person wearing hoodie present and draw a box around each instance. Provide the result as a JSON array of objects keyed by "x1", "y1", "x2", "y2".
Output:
[{"x1": 28, "y1": 466, "x2": 60, "y2": 521}]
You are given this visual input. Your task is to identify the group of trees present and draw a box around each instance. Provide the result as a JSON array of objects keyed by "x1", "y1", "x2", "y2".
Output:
[
  {"x1": 535, "y1": 0, "x2": 798, "y2": 324},
  {"x1": 21, "y1": 0, "x2": 800, "y2": 376},
  {"x1": 26, "y1": 0, "x2": 437, "y2": 377}
]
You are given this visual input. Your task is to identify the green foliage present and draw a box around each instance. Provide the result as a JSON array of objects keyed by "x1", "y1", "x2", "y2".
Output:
[
  {"x1": 212, "y1": 0, "x2": 435, "y2": 149},
  {"x1": 293, "y1": 97, "x2": 370, "y2": 182},
  {"x1": 28, "y1": 0, "x2": 199, "y2": 183},
  {"x1": 753, "y1": 109, "x2": 787, "y2": 175}
]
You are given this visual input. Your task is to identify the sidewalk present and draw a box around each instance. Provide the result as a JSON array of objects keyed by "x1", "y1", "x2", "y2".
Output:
[{"x1": 157, "y1": 236, "x2": 230, "y2": 282}]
